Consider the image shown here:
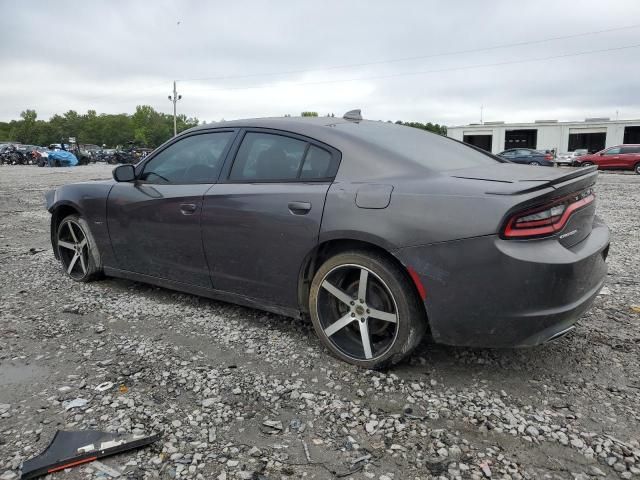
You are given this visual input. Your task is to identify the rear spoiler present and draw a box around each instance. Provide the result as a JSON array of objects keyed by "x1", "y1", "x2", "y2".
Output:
[{"x1": 486, "y1": 166, "x2": 598, "y2": 196}]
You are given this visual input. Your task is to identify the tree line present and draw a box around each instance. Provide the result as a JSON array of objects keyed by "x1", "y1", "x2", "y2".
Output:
[
  {"x1": 0, "y1": 107, "x2": 447, "y2": 149},
  {"x1": 0, "y1": 106, "x2": 199, "y2": 148}
]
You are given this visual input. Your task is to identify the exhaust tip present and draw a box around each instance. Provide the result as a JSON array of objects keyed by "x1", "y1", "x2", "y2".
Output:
[{"x1": 546, "y1": 326, "x2": 576, "y2": 343}]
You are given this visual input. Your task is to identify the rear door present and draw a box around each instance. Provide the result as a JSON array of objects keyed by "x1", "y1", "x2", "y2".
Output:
[
  {"x1": 202, "y1": 129, "x2": 340, "y2": 308},
  {"x1": 619, "y1": 146, "x2": 640, "y2": 169},
  {"x1": 107, "y1": 130, "x2": 236, "y2": 287}
]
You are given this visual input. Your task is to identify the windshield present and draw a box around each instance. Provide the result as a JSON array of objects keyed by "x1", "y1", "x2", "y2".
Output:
[{"x1": 333, "y1": 121, "x2": 501, "y2": 171}]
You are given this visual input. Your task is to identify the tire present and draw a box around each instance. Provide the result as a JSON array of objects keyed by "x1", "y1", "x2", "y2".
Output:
[
  {"x1": 528, "y1": 161, "x2": 540, "y2": 166},
  {"x1": 55, "y1": 214, "x2": 102, "y2": 282},
  {"x1": 309, "y1": 250, "x2": 427, "y2": 369},
  {"x1": 581, "y1": 161, "x2": 594, "y2": 167},
  {"x1": 635, "y1": 162, "x2": 640, "y2": 175}
]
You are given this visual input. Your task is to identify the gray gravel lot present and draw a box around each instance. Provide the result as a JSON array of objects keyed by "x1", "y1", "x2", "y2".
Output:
[{"x1": 0, "y1": 164, "x2": 639, "y2": 480}]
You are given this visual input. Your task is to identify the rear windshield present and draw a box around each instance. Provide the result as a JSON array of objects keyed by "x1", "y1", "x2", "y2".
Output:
[{"x1": 333, "y1": 121, "x2": 501, "y2": 171}]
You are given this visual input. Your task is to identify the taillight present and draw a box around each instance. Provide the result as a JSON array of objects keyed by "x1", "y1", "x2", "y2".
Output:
[
  {"x1": 545, "y1": 154, "x2": 553, "y2": 161},
  {"x1": 503, "y1": 188, "x2": 595, "y2": 239}
]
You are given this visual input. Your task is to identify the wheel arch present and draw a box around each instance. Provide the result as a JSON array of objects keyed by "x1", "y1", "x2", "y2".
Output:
[
  {"x1": 50, "y1": 202, "x2": 82, "y2": 259},
  {"x1": 297, "y1": 236, "x2": 428, "y2": 320}
]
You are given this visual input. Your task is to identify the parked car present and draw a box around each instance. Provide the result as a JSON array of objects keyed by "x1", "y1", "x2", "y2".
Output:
[
  {"x1": 556, "y1": 149, "x2": 588, "y2": 167},
  {"x1": 45, "y1": 113, "x2": 609, "y2": 368},
  {"x1": 497, "y1": 148, "x2": 554, "y2": 166},
  {"x1": 574, "y1": 145, "x2": 640, "y2": 174}
]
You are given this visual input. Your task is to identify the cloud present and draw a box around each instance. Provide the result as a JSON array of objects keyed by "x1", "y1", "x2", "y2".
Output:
[{"x1": 1, "y1": 0, "x2": 639, "y2": 125}]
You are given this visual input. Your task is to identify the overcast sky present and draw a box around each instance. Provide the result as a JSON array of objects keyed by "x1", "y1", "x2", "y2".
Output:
[{"x1": 1, "y1": 0, "x2": 640, "y2": 126}]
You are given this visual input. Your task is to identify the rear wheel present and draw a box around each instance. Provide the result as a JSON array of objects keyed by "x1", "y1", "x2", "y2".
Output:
[
  {"x1": 528, "y1": 161, "x2": 540, "y2": 166},
  {"x1": 581, "y1": 161, "x2": 594, "y2": 167},
  {"x1": 56, "y1": 214, "x2": 102, "y2": 282},
  {"x1": 635, "y1": 162, "x2": 640, "y2": 175},
  {"x1": 309, "y1": 250, "x2": 426, "y2": 369}
]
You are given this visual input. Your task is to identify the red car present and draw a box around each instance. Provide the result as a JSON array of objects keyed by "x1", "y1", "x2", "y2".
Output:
[{"x1": 574, "y1": 144, "x2": 640, "y2": 174}]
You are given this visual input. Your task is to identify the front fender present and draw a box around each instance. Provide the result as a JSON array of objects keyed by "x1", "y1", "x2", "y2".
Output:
[{"x1": 46, "y1": 182, "x2": 115, "y2": 265}]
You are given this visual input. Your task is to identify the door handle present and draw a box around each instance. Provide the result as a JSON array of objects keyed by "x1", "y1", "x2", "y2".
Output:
[
  {"x1": 288, "y1": 201, "x2": 312, "y2": 215},
  {"x1": 180, "y1": 203, "x2": 197, "y2": 215}
]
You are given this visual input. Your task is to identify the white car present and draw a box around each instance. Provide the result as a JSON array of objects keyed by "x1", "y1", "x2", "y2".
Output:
[{"x1": 556, "y1": 149, "x2": 588, "y2": 166}]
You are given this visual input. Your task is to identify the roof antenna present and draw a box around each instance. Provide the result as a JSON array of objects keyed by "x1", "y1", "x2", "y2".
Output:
[{"x1": 343, "y1": 109, "x2": 362, "y2": 121}]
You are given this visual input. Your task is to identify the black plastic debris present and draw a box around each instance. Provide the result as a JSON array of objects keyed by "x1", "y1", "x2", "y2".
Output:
[{"x1": 21, "y1": 430, "x2": 160, "y2": 479}]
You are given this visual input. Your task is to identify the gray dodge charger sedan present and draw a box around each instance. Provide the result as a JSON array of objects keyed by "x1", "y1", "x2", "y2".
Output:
[{"x1": 45, "y1": 112, "x2": 610, "y2": 368}]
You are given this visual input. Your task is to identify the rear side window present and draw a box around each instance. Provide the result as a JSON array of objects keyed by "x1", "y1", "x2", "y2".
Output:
[
  {"x1": 301, "y1": 146, "x2": 332, "y2": 179},
  {"x1": 229, "y1": 132, "x2": 337, "y2": 181},
  {"x1": 620, "y1": 146, "x2": 640, "y2": 154},
  {"x1": 230, "y1": 133, "x2": 306, "y2": 181}
]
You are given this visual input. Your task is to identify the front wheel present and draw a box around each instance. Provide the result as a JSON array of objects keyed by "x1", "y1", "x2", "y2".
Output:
[
  {"x1": 309, "y1": 250, "x2": 427, "y2": 369},
  {"x1": 581, "y1": 161, "x2": 594, "y2": 167},
  {"x1": 56, "y1": 214, "x2": 102, "y2": 282},
  {"x1": 635, "y1": 163, "x2": 640, "y2": 175}
]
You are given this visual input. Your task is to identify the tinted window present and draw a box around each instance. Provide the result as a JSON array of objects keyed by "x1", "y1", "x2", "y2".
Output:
[
  {"x1": 620, "y1": 146, "x2": 640, "y2": 154},
  {"x1": 230, "y1": 133, "x2": 307, "y2": 181},
  {"x1": 301, "y1": 146, "x2": 333, "y2": 179},
  {"x1": 517, "y1": 149, "x2": 534, "y2": 156},
  {"x1": 141, "y1": 132, "x2": 233, "y2": 184},
  {"x1": 603, "y1": 147, "x2": 621, "y2": 155},
  {"x1": 500, "y1": 150, "x2": 516, "y2": 157},
  {"x1": 334, "y1": 122, "x2": 499, "y2": 171}
]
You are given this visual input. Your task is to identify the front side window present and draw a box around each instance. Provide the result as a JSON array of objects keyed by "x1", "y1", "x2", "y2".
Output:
[
  {"x1": 229, "y1": 133, "x2": 307, "y2": 181},
  {"x1": 603, "y1": 147, "x2": 621, "y2": 155},
  {"x1": 141, "y1": 132, "x2": 233, "y2": 184}
]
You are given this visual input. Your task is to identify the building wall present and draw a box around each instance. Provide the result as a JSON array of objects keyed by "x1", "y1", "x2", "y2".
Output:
[{"x1": 448, "y1": 119, "x2": 640, "y2": 154}]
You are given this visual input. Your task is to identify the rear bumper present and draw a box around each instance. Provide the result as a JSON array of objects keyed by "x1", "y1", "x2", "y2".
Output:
[{"x1": 396, "y1": 219, "x2": 610, "y2": 347}]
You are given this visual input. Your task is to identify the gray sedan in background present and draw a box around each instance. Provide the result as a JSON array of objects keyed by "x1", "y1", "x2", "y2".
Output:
[{"x1": 45, "y1": 112, "x2": 609, "y2": 368}]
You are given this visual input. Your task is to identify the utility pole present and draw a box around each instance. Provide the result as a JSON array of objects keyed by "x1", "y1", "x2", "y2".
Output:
[{"x1": 168, "y1": 81, "x2": 182, "y2": 136}]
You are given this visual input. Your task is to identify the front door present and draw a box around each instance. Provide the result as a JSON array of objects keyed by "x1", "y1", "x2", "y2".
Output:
[
  {"x1": 599, "y1": 146, "x2": 621, "y2": 168},
  {"x1": 107, "y1": 131, "x2": 236, "y2": 287},
  {"x1": 201, "y1": 130, "x2": 340, "y2": 308}
]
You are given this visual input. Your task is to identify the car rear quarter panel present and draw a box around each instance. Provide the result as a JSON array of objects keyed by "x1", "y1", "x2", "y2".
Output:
[{"x1": 320, "y1": 175, "x2": 517, "y2": 250}]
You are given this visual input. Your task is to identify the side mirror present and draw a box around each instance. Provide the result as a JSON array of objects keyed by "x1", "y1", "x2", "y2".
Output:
[
  {"x1": 599, "y1": 152, "x2": 604, "y2": 156},
  {"x1": 113, "y1": 164, "x2": 136, "y2": 182}
]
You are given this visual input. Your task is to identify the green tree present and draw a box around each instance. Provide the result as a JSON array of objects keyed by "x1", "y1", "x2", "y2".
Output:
[
  {"x1": 395, "y1": 120, "x2": 447, "y2": 136},
  {"x1": 0, "y1": 106, "x2": 200, "y2": 148},
  {"x1": 301, "y1": 111, "x2": 318, "y2": 117}
]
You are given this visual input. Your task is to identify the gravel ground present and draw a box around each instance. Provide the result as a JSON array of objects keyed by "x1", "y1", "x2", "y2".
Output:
[{"x1": 0, "y1": 164, "x2": 639, "y2": 480}]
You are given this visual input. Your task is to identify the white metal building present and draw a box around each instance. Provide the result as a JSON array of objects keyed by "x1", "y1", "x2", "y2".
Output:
[{"x1": 447, "y1": 118, "x2": 640, "y2": 155}]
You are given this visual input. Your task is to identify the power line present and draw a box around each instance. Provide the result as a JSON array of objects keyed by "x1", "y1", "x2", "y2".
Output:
[
  {"x1": 68, "y1": 22, "x2": 640, "y2": 106},
  {"x1": 179, "y1": 23, "x2": 640, "y2": 84},
  {"x1": 35, "y1": 32, "x2": 640, "y2": 114},
  {"x1": 177, "y1": 42, "x2": 640, "y2": 96}
]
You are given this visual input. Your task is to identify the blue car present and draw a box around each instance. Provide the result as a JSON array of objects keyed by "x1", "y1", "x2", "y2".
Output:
[{"x1": 498, "y1": 148, "x2": 554, "y2": 166}]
